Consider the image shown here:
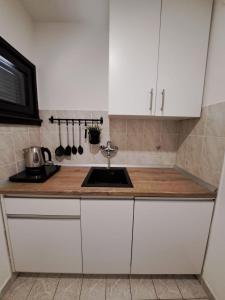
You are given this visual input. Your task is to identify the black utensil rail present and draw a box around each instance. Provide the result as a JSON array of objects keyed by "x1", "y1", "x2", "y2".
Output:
[{"x1": 49, "y1": 116, "x2": 103, "y2": 125}]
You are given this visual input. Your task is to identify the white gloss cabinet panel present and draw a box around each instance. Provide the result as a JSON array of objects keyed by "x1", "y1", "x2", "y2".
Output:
[
  {"x1": 0, "y1": 200, "x2": 11, "y2": 292},
  {"x1": 132, "y1": 201, "x2": 214, "y2": 274},
  {"x1": 81, "y1": 199, "x2": 133, "y2": 274},
  {"x1": 5, "y1": 197, "x2": 80, "y2": 216},
  {"x1": 109, "y1": 0, "x2": 161, "y2": 116},
  {"x1": 156, "y1": 0, "x2": 213, "y2": 117},
  {"x1": 8, "y1": 218, "x2": 82, "y2": 273}
]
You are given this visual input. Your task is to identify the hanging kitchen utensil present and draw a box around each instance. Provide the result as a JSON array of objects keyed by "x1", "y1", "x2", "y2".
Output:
[
  {"x1": 64, "y1": 121, "x2": 72, "y2": 156},
  {"x1": 85, "y1": 120, "x2": 87, "y2": 140},
  {"x1": 78, "y1": 121, "x2": 84, "y2": 155},
  {"x1": 72, "y1": 120, "x2": 77, "y2": 155},
  {"x1": 55, "y1": 120, "x2": 64, "y2": 157}
]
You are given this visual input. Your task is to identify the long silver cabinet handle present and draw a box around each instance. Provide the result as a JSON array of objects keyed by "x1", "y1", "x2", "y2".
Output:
[
  {"x1": 149, "y1": 88, "x2": 154, "y2": 112},
  {"x1": 161, "y1": 89, "x2": 165, "y2": 111},
  {"x1": 7, "y1": 214, "x2": 80, "y2": 220}
]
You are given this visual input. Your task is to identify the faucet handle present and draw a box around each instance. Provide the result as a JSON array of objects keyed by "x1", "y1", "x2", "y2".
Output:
[
  {"x1": 100, "y1": 141, "x2": 118, "y2": 153},
  {"x1": 100, "y1": 141, "x2": 118, "y2": 169}
]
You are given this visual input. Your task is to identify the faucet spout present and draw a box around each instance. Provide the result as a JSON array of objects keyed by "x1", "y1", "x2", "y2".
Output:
[
  {"x1": 100, "y1": 141, "x2": 118, "y2": 169},
  {"x1": 107, "y1": 155, "x2": 111, "y2": 169}
]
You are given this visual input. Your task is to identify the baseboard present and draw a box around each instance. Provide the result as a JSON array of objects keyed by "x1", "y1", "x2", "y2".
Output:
[
  {"x1": 0, "y1": 273, "x2": 18, "y2": 298},
  {"x1": 198, "y1": 276, "x2": 216, "y2": 300}
]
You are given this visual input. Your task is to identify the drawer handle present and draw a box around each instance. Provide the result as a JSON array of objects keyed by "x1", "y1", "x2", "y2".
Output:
[
  {"x1": 149, "y1": 88, "x2": 154, "y2": 112},
  {"x1": 7, "y1": 214, "x2": 80, "y2": 220},
  {"x1": 161, "y1": 89, "x2": 165, "y2": 111}
]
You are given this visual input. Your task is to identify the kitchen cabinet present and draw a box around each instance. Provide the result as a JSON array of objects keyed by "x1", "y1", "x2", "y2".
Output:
[
  {"x1": 0, "y1": 198, "x2": 11, "y2": 292},
  {"x1": 109, "y1": 0, "x2": 161, "y2": 116},
  {"x1": 155, "y1": 0, "x2": 212, "y2": 117},
  {"x1": 81, "y1": 199, "x2": 133, "y2": 274},
  {"x1": 4, "y1": 197, "x2": 82, "y2": 273},
  {"x1": 131, "y1": 199, "x2": 214, "y2": 274},
  {"x1": 109, "y1": 0, "x2": 212, "y2": 118}
]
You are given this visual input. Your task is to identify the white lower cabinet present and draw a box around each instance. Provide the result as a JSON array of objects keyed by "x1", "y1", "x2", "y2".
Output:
[
  {"x1": 5, "y1": 198, "x2": 82, "y2": 273},
  {"x1": 3, "y1": 197, "x2": 214, "y2": 275},
  {"x1": 131, "y1": 200, "x2": 214, "y2": 274},
  {"x1": 81, "y1": 199, "x2": 133, "y2": 274}
]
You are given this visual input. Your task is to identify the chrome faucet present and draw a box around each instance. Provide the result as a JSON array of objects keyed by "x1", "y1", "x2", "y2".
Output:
[{"x1": 100, "y1": 141, "x2": 118, "y2": 169}]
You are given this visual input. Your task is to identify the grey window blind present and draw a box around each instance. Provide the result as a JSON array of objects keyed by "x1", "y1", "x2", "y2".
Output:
[{"x1": 0, "y1": 55, "x2": 26, "y2": 105}]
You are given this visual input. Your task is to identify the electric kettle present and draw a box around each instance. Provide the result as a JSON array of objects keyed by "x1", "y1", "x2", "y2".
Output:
[{"x1": 23, "y1": 146, "x2": 52, "y2": 170}]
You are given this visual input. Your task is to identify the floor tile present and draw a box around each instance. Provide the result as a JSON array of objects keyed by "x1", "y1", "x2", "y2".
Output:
[
  {"x1": 153, "y1": 278, "x2": 182, "y2": 299},
  {"x1": 130, "y1": 276, "x2": 157, "y2": 300},
  {"x1": 80, "y1": 276, "x2": 105, "y2": 300},
  {"x1": 176, "y1": 278, "x2": 208, "y2": 299},
  {"x1": 106, "y1": 276, "x2": 131, "y2": 300},
  {"x1": 53, "y1": 275, "x2": 82, "y2": 300},
  {"x1": 2, "y1": 274, "x2": 38, "y2": 300},
  {"x1": 27, "y1": 274, "x2": 59, "y2": 300}
]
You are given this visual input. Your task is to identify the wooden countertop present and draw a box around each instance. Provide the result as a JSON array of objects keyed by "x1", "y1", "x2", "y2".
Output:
[{"x1": 0, "y1": 167, "x2": 216, "y2": 199}]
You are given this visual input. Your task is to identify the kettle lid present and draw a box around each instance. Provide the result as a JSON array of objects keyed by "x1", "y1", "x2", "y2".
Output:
[{"x1": 23, "y1": 146, "x2": 41, "y2": 152}]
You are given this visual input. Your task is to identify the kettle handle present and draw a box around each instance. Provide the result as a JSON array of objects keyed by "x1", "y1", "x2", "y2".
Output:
[{"x1": 41, "y1": 147, "x2": 52, "y2": 162}]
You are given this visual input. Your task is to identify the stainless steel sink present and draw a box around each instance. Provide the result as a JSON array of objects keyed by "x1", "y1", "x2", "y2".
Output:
[{"x1": 81, "y1": 167, "x2": 133, "y2": 188}]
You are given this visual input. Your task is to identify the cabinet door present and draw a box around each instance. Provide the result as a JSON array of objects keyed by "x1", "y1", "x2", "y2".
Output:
[
  {"x1": 8, "y1": 218, "x2": 82, "y2": 273},
  {"x1": 155, "y1": 0, "x2": 212, "y2": 117},
  {"x1": 81, "y1": 199, "x2": 133, "y2": 274},
  {"x1": 132, "y1": 200, "x2": 214, "y2": 274},
  {"x1": 0, "y1": 204, "x2": 11, "y2": 291},
  {"x1": 109, "y1": 0, "x2": 160, "y2": 116}
]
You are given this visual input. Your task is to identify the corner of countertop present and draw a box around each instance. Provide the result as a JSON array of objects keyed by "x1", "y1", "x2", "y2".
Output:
[{"x1": 174, "y1": 165, "x2": 217, "y2": 196}]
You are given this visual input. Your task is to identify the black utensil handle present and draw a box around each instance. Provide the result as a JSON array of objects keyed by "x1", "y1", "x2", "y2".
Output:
[
  {"x1": 72, "y1": 121, "x2": 75, "y2": 145},
  {"x1": 66, "y1": 121, "x2": 69, "y2": 144},
  {"x1": 41, "y1": 147, "x2": 52, "y2": 162},
  {"x1": 85, "y1": 121, "x2": 87, "y2": 139},
  {"x1": 79, "y1": 122, "x2": 81, "y2": 145},
  {"x1": 58, "y1": 121, "x2": 62, "y2": 145}
]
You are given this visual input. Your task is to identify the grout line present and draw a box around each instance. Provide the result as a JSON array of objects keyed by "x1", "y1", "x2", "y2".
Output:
[
  {"x1": 79, "y1": 275, "x2": 84, "y2": 300},
  {"x1": 10, "y1": 130, "x2": 18, "y2": 173},
  {"x1": 25, "y1": 274, "x2": 40, "y2": 300},
  {"x1": 151, "y1": 278, "x2": 159, "y2": 300},
  {"x1": 174, "y1": 278, "x2": 184, "y2": 300},
  {"x1": 52, "y1": 275, "x2": 61, "y2": 300},
  {"x1": 128, "y1": 275, "x2": 133, "y2": 300}
]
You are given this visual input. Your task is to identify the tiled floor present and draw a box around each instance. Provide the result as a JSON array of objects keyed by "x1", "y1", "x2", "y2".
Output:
[{"x1": 1, "y1": 274, "x2": 209, "y2": 300}]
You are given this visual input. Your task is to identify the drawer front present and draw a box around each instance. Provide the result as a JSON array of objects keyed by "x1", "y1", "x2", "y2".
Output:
[
  {"x1": 8, "y1": 218, "x2": 82, "y2": 273},
  {"x1": 4, "y1": 197, "x2": 80, "y2": 216}
]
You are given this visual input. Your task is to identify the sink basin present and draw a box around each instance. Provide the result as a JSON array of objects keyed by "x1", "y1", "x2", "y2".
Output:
[{"x1": 81, "y1": 167, "x2": 133, "y2": 188}]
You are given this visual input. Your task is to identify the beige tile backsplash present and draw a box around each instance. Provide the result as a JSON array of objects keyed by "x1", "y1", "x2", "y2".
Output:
[
  {"x1": 1, "y1": 102, "x2": 224, "y2": 186},
  {"x1": 176, "y1": 101, "x2": 225, "y2": 187},
  {"x1": 39, "y1": 110, "x2": 179, "y2": 168},
  {"x1": 0, "y1": 125, "x2": 41, "y2": 180}
]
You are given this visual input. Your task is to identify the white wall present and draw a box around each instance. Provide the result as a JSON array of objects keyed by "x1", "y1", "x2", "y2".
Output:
[
  {"x1": 0, "y1": 0, "x2": 34, "y2": 291},
  {"x1": 202, "y1": 1, "x2": 225, "y2": 299},
  {"x1": 0, "y1": 0, "x2": 34, "y2": 61},
  {"x1": 203, "y1": 154, "x2": 225, "y2": 300},
  {"x1": 34, "y1": 22, "x2": 108, "y2": 111},
  {"x1": 203, "y1": 0, "x2": 225, "y2": 106}
]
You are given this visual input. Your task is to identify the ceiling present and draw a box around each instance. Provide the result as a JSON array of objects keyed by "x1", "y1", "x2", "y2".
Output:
[{"x1": 20, "y1": 0, "x2": 109, "y2": 25}]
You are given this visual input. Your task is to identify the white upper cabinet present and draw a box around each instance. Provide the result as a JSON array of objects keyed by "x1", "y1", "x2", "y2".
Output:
[
  {"x1": 109, "y1": 0, "x2": 212, "y2": 118},
  {"x1": 109, "y1": 0, "x2": 161, "y2": 116},
  {"x1": 155, "y1": 0, "x2": 213, "y2": 118}
]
